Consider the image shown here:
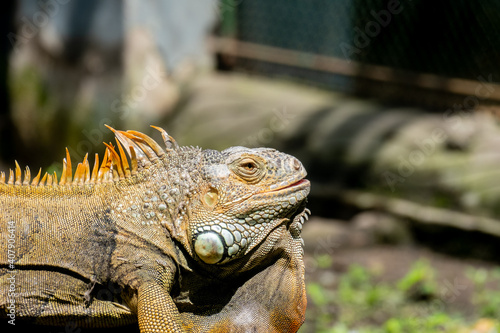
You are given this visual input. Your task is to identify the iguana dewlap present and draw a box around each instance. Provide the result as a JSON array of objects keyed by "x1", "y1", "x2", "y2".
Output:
[{"x1": 0, "y1": 125, "x2": 310, "y2": 332}]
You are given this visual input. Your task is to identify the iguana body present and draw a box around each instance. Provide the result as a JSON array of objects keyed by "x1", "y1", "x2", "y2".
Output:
[{"x1": 0, "y1": 126, "x2": 310, "y2": 332}]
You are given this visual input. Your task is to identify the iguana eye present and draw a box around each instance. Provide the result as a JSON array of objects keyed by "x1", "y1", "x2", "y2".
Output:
[
  {"x1": 243, "y1": 162, "x2": 255, "y2": 170},
  {"x1": 230, "y1": 157, "x2": 265, "y2": 183},
  {"x1": 240, "y1": 159, "x2": 257, "y2": 172}
]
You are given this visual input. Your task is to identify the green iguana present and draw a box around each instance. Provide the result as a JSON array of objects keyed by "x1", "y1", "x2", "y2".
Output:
[{"x1": 0, "y1": 125, "x2": 310, "y2": 332}]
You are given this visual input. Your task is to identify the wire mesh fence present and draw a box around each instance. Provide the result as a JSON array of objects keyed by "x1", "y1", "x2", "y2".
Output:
[{"x1": 215, "y1": 0, "x2": 500, "y2": 109}]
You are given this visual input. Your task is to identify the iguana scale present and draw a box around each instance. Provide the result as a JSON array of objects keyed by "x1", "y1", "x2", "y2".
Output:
[{"x1": 0, "y1": 125, "x2": 310, "y2": 332}]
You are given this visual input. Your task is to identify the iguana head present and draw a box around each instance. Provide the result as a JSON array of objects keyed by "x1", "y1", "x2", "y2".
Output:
[{"x1": 188, "y1": 146, "x2": 310, "y2": 265}]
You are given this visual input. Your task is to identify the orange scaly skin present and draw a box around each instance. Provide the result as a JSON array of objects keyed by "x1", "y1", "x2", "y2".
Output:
[{"x1": 0, "y1": 126, "x2": 310, "y2": 332}]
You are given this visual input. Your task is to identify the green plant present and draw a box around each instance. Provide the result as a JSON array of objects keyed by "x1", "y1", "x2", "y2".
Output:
[
  {"x1": 397, "y1": 259, "x2": 438, "y2": 301},
  {"x1": 466, "y1": 267, "x2": 500, "y2": 319},
  {"x1": 383, "y1": 312, "x2": 463, "y2": 333},
  {"x1": 316, "y1": 254, "x2": 334, "y2": 269},
  {"x1": 303, "y1": 282, "x2": 337, "y2": 332}
]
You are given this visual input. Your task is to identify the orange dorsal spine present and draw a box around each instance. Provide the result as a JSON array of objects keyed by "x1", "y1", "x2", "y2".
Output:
[{"x1": 0, "y1": 125, "x2": 177, "y2": 188}]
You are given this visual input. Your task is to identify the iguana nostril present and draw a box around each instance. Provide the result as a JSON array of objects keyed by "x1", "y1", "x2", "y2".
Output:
[{"x1": 293, "y1": 159, "x2": 301, "y2": 170}]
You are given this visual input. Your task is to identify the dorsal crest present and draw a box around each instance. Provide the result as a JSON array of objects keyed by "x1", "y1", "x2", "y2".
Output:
[{"x1": 0, "y1": 125, "x2": 180, "y2": 187}]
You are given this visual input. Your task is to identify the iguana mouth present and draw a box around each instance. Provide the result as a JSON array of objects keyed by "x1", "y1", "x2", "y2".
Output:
[
  {"x1": 250, "y1": 178, "x2": 310, "y2": 204},
  {"x1": 265, "y1": 178, "x2": 310, "y2": 193},
  {"x1": 222, "y1": 178, "x2": 310, "y2": 206},
  {"x1": 278, "y1": 179, "x2": 310, "y2": 191}
]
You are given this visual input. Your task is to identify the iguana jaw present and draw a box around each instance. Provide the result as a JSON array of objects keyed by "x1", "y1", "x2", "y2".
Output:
[{"x1": 191, "y1": 180, "x2": 310, "y2": 266}]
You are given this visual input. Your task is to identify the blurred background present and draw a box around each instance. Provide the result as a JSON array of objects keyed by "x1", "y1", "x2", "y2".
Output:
[{"x1": 2, "y1": 1, "x2": 500, "y2": 332}]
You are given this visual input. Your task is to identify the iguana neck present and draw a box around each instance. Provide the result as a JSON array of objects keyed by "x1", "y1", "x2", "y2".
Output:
[{"x1": 108, "y1": 147, "x2": 203, "y2": 252}]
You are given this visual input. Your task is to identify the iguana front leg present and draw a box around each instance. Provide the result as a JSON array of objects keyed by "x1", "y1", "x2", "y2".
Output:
[
  {"x1": 128, "y1": 258, "x2": 191, "y2": 333},
  {"x1": 134, "y1": 240, "x2": 305, "y2": 333},
  {"x1": 137, "y1": 282, "x2": 186, "y2": 333}
]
